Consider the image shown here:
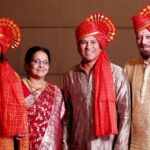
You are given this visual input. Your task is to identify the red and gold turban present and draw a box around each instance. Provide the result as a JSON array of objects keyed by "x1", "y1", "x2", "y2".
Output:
[
  {"x1": 132, "y1": 5, "x2": 150, "y2": 32},
  {"x1": 0, "y1": 18, "x2": 21, "y2": 53},
  {"x1": 75, "y1": 13, "x2": 118, "y2": 137},
  {"x1": 75, "y1": 13, "x2": 116, "y2": 48}
]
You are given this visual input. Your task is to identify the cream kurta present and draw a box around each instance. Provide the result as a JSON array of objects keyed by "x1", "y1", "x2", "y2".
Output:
[
  {"x1": 63, "y1": 63, "x2": 131, "y2": 150},
  {"x1": 125, "y1": 57, "x2": 150, "y2": 150}
]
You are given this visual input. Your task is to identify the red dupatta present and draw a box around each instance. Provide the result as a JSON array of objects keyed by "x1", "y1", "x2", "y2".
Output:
[
  {"x1": 0, "y1": 61, "x2": 27, "y2": 136},
  {"x1": 94, "y1": 50, "x2": 118, "y2": 136}
]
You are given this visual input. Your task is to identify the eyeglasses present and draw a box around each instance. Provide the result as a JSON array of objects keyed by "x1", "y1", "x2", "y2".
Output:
[{"x1": 31, "y1": 59, "x2": 50, "y2": 66}]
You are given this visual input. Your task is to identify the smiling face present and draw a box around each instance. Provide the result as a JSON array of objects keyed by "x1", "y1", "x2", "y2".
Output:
[
  {"x1": 136, "y1": 28, "x2": 150, "y2": 60},
  {"x1": 78, "y1": 36, "x2": 101, "y2": 64},
  {"x1": 27, "y1": 51, "x2": 50, "y2": 79}
]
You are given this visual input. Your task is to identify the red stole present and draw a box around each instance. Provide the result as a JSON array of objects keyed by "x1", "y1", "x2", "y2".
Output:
[{"x1": 94, "y1": 50, "x2": 118, "y2": 136}]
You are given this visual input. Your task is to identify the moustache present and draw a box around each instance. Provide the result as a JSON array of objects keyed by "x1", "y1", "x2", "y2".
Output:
[{"x1": 140, "y1": 44, "x2": 150, "y2": 49}]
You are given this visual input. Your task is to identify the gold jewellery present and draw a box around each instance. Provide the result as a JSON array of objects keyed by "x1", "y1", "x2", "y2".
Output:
[{"x1": 27, "y1": 79, "x2": 46, "y2": 91}]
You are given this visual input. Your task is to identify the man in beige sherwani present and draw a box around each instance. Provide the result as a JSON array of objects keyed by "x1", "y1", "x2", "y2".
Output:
[
  {"x1": 63, "y1": 12, "x2": 131, "y2": 150},
  {"x1": 124, "y1": 5, "x2": 150, "y2": 150}
]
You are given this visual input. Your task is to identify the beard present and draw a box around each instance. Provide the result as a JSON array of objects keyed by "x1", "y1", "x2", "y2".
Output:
[
  {"x1": 140, "y1": 50, "x2": 150, "y2": 60},
  {"x1": 139, "y1": 44, "x2": 150, "y2": 60}
]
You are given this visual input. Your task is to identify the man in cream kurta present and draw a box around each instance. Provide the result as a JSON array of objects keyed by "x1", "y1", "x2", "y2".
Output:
[{"x1": 124, "y1": 5, "x2": 150, "y2": 150}]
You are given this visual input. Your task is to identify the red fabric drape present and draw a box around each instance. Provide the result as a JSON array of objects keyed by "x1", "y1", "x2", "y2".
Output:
[
  {"x1": 0, "y1": 61, "x2": 27, "y2": 136},
  {"x1": 94, "y1": 50, "x2": 118, "y2": 137}
]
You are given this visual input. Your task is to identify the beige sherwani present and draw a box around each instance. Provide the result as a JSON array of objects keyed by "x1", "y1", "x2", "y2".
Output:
[
  {"x1": 63, "y1": 63, "x2": 131, "y2": 150},
  {"x1": 125, "y1": 57, "x2": 150, "y2": 150}
]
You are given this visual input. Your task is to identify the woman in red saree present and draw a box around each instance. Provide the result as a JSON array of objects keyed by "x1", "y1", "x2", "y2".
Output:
[{"x1": 22, "y1": 46, "x2": 65, "y2": 150}]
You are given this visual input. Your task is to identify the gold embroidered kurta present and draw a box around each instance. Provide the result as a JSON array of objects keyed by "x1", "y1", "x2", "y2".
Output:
[
  {"x1": 125, "y1": 57, "x2": 150, "y2": 150},
  {"x1": 63, "y1": 63, "x2": 131, "y2": 150}
]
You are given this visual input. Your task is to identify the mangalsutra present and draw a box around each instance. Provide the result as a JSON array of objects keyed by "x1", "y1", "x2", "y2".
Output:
[
  {"x1": 27, "y1": 79, "x2": 46, "y2": 91},
  {"x1": 25, "y1": 79, "x2": 45, "y2": 107}
]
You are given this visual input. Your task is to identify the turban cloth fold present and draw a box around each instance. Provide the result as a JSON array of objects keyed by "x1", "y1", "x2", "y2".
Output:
[
  {"x1": 132, "y1": 5, "x2": 150, "y2": 32},
  {"x1": 0, "y1": 18, "x2": 21, "y2": 53}
]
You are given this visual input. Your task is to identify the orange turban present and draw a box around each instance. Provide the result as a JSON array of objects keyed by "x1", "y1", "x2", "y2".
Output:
[
  {"x1": 132, "y1": 5, "x2": 150, "y2": 32},
  {"x1": 75, "y1": 13, "x2": 118, "y2": 137},
  {"x1": 0, "y1": 18, "x2": 21, "y2": 53}
]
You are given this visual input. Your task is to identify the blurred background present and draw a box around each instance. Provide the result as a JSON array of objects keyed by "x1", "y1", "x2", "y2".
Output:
[{"x1": 1, "y1": 0, "x2": 149, "y2": 88}]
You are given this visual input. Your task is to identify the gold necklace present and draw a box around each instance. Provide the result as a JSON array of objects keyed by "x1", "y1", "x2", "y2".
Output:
[{"x1": 27, "y1": 79, "x2": 46, "y2": 90}]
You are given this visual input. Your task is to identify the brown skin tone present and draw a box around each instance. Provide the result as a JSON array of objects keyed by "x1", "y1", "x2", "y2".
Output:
[
  {"x1": 24, "y1": 50, "x2": 50, "y2": 91},
  {"x1": 78, "y1": 36, "x2": 101, "y2": 75},
  {"x1": 136, "y1": 28, "x2": 150, "y2": 63}
]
